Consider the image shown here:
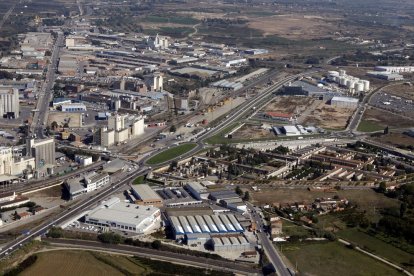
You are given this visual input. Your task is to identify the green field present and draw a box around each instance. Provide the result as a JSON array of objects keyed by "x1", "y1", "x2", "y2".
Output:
[
  {"x1": 338, "y1": 228, "x2": 414, "y2": 273},
  {"x1": 283, "y1": 241, "x2": 402, "y2": 276},
  {"x1": 357, "y1": 120, "x2": 384, "y2": 132},
  {"x1": 17, "y1": 250, "x2": 229, "y2": 276},
  {"x1": 146, "y1": 143, "x2": 197, "y2": 165},
  {"x1": 133, "y1": 175, "x2": 145, "y2": 185}
]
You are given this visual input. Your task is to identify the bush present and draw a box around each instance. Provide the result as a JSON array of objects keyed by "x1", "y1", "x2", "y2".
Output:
[
  {"x1": 46, "y1": 227, "x2": 63, "y2": 238},
  {"x1": 98, "y1": 232, "x2": 122, "y2": 244},
  {"x1": 151, "y1": 240, "x2": 162, "y2": 249},
  {"x1": 5, "y1": 255, "x2": 38, "y2": 276}
]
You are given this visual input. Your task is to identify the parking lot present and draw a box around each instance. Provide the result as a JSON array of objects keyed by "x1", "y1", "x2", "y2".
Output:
[{"x1": 370, "y1": 92, "x2": 414, "y2": 117}]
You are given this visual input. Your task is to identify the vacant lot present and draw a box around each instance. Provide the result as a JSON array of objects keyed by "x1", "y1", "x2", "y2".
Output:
[
  {"x1": 303, "y1": 102, "x2": 355, "y2": 130},
  {"x1": 232, "y1": 124, "x2": 274, "y2": 140},
  {"x1": 248, "y1": 14, "x2": 340, "y2": 39},
  {"x1": 359, "y1": 107, "x2": 414, "y2": 130},
  {"x1": 283, "y1": 241, "x2": 401, "y2": 276},
  {"x1": 264, "y1": 96, "x2": 315, "y2": 115},
  {"x1": 146, "y1": 143, "x2": 197, "y2": 165}
]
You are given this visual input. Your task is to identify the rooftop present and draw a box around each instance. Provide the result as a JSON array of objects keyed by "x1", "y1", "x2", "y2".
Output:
[{"x1": 132, "y1": 184, "x2": 162, "y2": 201}]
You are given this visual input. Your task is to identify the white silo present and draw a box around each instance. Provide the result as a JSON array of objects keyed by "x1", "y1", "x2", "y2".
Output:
[
  {"x1": 362, "y1": 80, "x2": 370, "y2": 91},
  {"x1": 339, "y1": 70, "x2": 346, "y2": 76},
  {"x1": 356, "y1": 82, "x2": 364, "y2": 92},
  {"x1": 339, "y1": 76, "x2": 347, "y2": 86}
]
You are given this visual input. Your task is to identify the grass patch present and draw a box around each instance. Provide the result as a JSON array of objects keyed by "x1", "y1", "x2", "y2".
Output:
[
  {"x1": 283, "y1": 241, "x2": 402, "y2": 276},
  {"x1": 133, "y1": 175, "x2": 145, "y2": 185},
  {"x1": 337, "y1": 228, "x2": 414, "y2": 273},
  {"x1": 145, "y1": 27, "x2": 193, "y2": 38},
  {"x1": 357, "y1": 120, "x2": 384, "y2": 132},
  {"x1": 146, "y1": 143, "x2": 197, "y2": 165}
]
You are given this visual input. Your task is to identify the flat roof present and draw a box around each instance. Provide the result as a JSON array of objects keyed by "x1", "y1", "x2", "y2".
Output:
[
  {"x1": 86, "y1": 197, "x2": 159, "y2": 227},
  {"x1": 132, "y1": 184, "x2": 162, "y2": 201},
  {"x1": 331, "y1": 96, "x2": 359, "y2": 103}
]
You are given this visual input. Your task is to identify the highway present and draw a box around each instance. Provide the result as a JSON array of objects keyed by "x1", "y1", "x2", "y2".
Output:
[
  {"x1": 247, "y1": 202, "x2": 292, "y2": 276},
  {"x1": 31, "y1": 31, "x2": 64, "y2": 139},
  {"x1": 44, "y1": 238, "x2": 260, "y2": 275}
]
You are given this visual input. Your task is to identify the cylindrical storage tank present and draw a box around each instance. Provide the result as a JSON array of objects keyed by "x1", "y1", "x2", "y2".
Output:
[
  {"x1": 339, "y1": 77, "x2": 347, "y2": 86},
  {"x1": 329, "y1": 71, "x2": 339, "y2": 76},
  {"x1": 363, "y1": 80, "x2": 370, "y2": 91},
  {"x1": 356, "y1": 82, "x2": 364, "y2": 92},
  {"x1": 346, "y1": 79, "x2": 354, "y2": 89},
  {"x1": 339, "y1": 70, "x2": 346, "y2": 76}
]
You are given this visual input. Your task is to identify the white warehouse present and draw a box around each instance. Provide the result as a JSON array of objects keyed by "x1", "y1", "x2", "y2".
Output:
[
  {"x1": 85, "y1": 197, "x2": 161, "y2": 234},
  {"x1": 330, "y1": 96, "x2": 359, "y2": 108}
]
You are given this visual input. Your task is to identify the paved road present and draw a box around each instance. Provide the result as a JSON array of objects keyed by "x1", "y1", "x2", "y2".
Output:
[
  {"x1": 31, "y1": 32, "x2": 64, "y2": 139},
  {"x1": 246, "y1": 202, "x2": 292, "y2": 276},
  {"x1": 44, "y1": 238, "x2": 260, "y2": 275}
]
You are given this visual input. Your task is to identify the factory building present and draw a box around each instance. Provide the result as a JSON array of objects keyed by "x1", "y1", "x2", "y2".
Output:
[
  {"x1": 95, "y1": 114, "x2": 145, "y2": 147},
  {"x1": 212, "y1": 236, "x2": 251, "y2": 252},
  {"x1": 374, "y1": 66, "x2": 414, "y2": 74},
  {"x1": 0, "y1": 87, "x2": 19, "y2": 119},
  {"x1": 65, "y1": 172, "x2": 110, "y2": 200},
  {"x1": 168, "y1": 214, "x2": 244, "y2": 240},
  {"x1": 84, "y1": 197, "x2": 161, "y2": 234},
  {"x1": 185, "y1": 182, "x2": 209, "y2": 200},
  {"x1": 330, "y1": 96, "x2": 359, "y2": 108},
  {"x1": 59, "y1": 103, "x2": 87, "y2": 112},
  {"x1": 131, "y1": 184, "x2": 163, "y2": 207},
  {"x1": 26, "y1": 138, "x2": 55, "y2": 168},
  {"x1": 155, "y1": 187, "x2": 202, "y2": 207},
  {"x1": 264, "y1": 112, "x2": 294, "y2": 122}
]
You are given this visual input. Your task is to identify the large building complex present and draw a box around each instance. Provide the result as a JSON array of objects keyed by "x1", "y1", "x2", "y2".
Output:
[
  {"x1": 95, "y1": 114, "x2": 145, "y2": 147},
  {"x1": 0, "y1": 87, "x2": 20, "y2": 119},
  {"x1": 84, "y1": 197, "x2": 161, "y2": 234}
]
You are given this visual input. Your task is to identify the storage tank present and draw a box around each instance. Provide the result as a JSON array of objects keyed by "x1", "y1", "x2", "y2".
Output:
[
  {"x1": 339, "y1": 70, "x2": 346, "y2": 76},
  {"x1": 339, "y1": 76, "x2": 347, "y2": 86},
  {"x1": 356, "y1": 82, "x2": 365, "y2": 92},
  {"x1": 346, "y1": 79, "x2": 355, "y2": 89},
  {"x1": 362, "y1": 80, "x2": 370, "y2": 91}
]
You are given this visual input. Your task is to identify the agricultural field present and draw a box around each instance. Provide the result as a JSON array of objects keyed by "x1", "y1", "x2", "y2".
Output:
[
  {"x1": 283, "y1": 241, "x2": 402, "y2": 276},
  {"x1": 337, "y1": 228, "x2": 414, "y2": 273},
  {"x1": 359, "y1": 107, "x2": 414, "y2": 131}
]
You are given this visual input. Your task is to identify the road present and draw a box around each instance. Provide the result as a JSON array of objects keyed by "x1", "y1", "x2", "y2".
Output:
[
  {"x1": 44, "y1": 239, "x2": 260, "y2": 275},
  {"x1": 246, "y1": 202, "x2": 292, "y2": 276},
  {"x1": 31, "y1": 32, "x2": 64, "y2": 139}
]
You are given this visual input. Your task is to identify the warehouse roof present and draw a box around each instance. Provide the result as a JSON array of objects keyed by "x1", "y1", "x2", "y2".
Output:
[
  {"x1": 331, "y1": 96, "x2": 358, "y2": 103},
  {"x1": 132, "y1": 184, "x2": 162, "y2": 201}
]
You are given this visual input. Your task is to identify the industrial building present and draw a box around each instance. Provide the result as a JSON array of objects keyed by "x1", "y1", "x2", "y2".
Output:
[
  {"x1": 330, "y1": 96, "x2": 359, "y2": 108},
  {"x1": 264, "y1": 112, "x2": 294, "y2": 122},
  {"x1": 0, "y1": 87, "x2": 20, "y2": 119},
  {"x1": 84, "y1": 197, "x2": 161, "y2": 234},
  {"x1": 169, "y1": 213, "x2": 244, "y2": 239},
  {"x1": 65, "y1": 172, "x2": 110, "y2": 199},
  {"x1": 374, "y1": 66, "x2": 414, "y2": 74},
  {"x1": 212, "y1": 235, "x2": 251, "y2": 252},
  {"x1": 131, "y1": 184, "x2": 163, "y2": 207},
  {"x1": 95, "y1": 114, "x2": 145, "y2": 147},
  {"x1": 185, "y1": 182, "x2": 209, "y2": 200},
  {"x1": 26, "y1": 138, "x2": 55, "y2": 169},
  {"x1": 155, "y1": 187, "x2": 202, "y2": 207},
  {"x1": 327, "y1": 70, "x2": 370, "y2": 93},
  {"x1": 0, "y1": 146, "x2": 35, "y2": 177},
  {"x1": 59, "y1": 103, "x2": 87, "y2": 112},
  {"x1": 74, "y1": 155, "x2": 93, "y2": 167}
]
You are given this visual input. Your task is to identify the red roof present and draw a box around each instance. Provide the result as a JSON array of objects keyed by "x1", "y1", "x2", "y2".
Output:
[{"x1": 266, "y1": 112, "x2": 293, "y2": 118}]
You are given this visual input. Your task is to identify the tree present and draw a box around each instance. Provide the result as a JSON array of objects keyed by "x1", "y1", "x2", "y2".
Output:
[
  {"x1": 400, "y1": 202, "x2": 407, "y2": 218},
  {"x1": 384, "y1": 126, "x2": 389, "y2": 135},
  {"x1": 169, "y1": 125, "x2": 177, "y2": 133},
  {"x1": 51, "y1": 121, "x2": 59, "y2": 130},
  {"x1": 235, "y1": 186, "x2": 243, "y2": 196},
  {"x1": 47, "y1": 227, "x2": 63, "y2": 238},
  {"x1": 98, "y1": 232, "x2": 122, "y2": 244},
  {"x1": 243, "y1": 191, "x2": 250, "y2": 201},
  {"x1": 378, "y1": 182, "x2": 387, "y2": 193},
  {"x1": 151, "y1": 240, "x2": 162, "y2": 249}
]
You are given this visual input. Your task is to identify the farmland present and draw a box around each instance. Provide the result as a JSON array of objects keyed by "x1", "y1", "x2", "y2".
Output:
[{"x1": 283, "y1": 241, "x2": 402, "y2": 276}]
